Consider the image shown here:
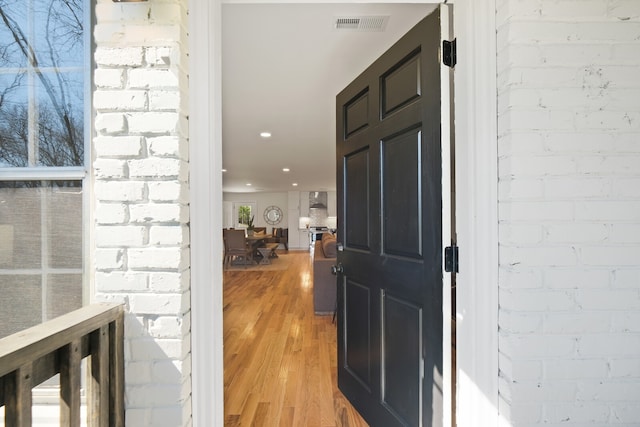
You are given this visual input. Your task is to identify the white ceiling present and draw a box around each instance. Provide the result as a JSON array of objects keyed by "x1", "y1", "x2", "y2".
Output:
[{"x1": 221, "y1": 3, "x2": 438, "y2": 193}]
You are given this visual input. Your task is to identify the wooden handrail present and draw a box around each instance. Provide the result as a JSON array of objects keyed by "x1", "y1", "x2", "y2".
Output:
[{"x1": 0, "y1": 303, "x2": 124, "y2": 426}]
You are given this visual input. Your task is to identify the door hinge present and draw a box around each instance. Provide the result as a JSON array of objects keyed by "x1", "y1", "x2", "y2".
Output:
[
  {"x1": 444, "y1": 245, "x2": 459, "y2": 273},
  {"x1": 442, "y1": 39, "x2": 456, "y2": 68}
]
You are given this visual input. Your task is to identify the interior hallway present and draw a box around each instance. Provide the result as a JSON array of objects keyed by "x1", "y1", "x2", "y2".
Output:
[{"x1": 223, "y1": 250, "x2": 368, "y2": 426}]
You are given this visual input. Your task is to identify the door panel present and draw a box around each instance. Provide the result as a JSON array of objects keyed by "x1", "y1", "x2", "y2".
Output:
[
  {"x1": 382, "y1": 126, "x2": 422, "y2": 259},
  {"x1": 336, "y1": 8, "x2": 443, "y2": 427},
  {"x1": 381, "y1": 50, "x2": 422, "y2": 117},
  {"x1": 344, "y1": 89, "x2": 370, "y2": 138},
  {"x1": 345, "y1": 149, "x2": 370, "y2": 250},
  {"x1": 382, "y1": 293, "x2": 423, "y2": 426},
  {"x1": 344, "y1": 279, "x2": 372, "y2": 389}
]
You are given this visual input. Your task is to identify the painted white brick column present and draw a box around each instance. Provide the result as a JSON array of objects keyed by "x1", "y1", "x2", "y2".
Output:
[
  {"x1": 93, "y1": 1, "x2": 191, "y2": 425},
  {"x1": 497, "y1": 1, "x2": 640, "y2": 425}
]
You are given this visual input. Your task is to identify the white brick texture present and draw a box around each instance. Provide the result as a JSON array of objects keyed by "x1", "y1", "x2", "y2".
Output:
[
  {"x1": 93, "y1": 0, "x2": 190, "y2": 425},
  {"x1": 95, "y1": 68, "x2": 125, "y2": 89},
  {"x1": 497, "y1": 1, "x2": 640, "y2": 425},
  {"x1": 94, "y1": 90, "x2": 148, "y2": 111},
  {"x1": 94, "y1": 136, "x2": 144, "y2": 157}
]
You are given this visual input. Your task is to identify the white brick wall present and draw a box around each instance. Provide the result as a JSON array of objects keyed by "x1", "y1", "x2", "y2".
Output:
[
  {"x1": 93, "y1": 0, "x2": 190, "y2": 425},
  {"x1": 497, "y1": 0, "x2": 640, "y2": 425}
]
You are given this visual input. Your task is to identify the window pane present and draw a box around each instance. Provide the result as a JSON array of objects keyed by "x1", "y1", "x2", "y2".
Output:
[
  {"x1": 0, "y1": 0, "x2": 85, "y2": 168},
  {"x1": 238, "y1": 206, "x2": 249, "y2": 224},
  {"x1": 0, "y1": 1, "x2": 84, "y2": 69},
  {"x1": 33, "y1": 0, "x2": 85, "y2": 68},
  {"x1": 0, "y1": 2, "x2": 28, "y2": 68},
  {"x1": 0, "y1": 275, "x2": 41, "y2": 338},
  {"x1": 0, "y1": 181, "x2": 82, "y2": 269},
  {"x1": 36, "y1": 72, "x2": 84, "y2": 166},
  {"x1": 47, "y1": 273, "x2": 82, "y2": 319},
  {"x1": 0, "y1": 183, "x2": 43, "y2": 269},
  {"x1": 48, "y1": 182, "x2": 82, "y2": 267},
  {"x1": 0, "y1": 180, "x2": 83, "y2": 338},
  {"x1": 0, "y1": 73, "x2": 29, "y2": 167}
]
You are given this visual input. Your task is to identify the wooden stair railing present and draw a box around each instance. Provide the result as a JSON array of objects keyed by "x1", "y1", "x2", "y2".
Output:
[{"x1": 0, "y1": 303, "x2": 124, "y2": 426}]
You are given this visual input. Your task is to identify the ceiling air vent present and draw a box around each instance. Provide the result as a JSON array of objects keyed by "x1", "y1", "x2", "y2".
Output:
[{"x1": 333, "y1": 16, "x2": 389, "y2": 32}]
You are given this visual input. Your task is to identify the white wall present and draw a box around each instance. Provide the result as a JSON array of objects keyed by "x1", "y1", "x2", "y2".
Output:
[
  {"x1": 496, "y1": 1, "x2": 640, "y2": 425},
  {"x1": 93, "y1": 0, "x2": 191, "y2": 425},
  {"x1": 223, "y1": 192, "x2": 288, "y2": 231}
]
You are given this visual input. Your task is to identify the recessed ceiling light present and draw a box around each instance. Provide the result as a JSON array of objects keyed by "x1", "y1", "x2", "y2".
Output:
[
  {"x1": 260, "y1": 132, "x2": 272, "y2": 138},
  {"x1": 246, "y1": 183, "x2": 252, "y2": 186},
  {"x1": 292, "y1": 183, "x2": 298, "y2": 187},
  {"x1": 222, "y1": 169, "x2": 227, "y2": 172},
  {"x1": 282, "y1": 168, "x2": 290, "y2": 172}
]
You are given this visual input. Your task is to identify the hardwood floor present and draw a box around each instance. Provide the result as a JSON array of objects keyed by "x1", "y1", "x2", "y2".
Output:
[{"x1": 223, "y1": 250, "x2": 368, "y2": 426}]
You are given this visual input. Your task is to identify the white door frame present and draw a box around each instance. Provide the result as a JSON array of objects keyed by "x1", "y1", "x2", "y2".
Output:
[
  {"x1": 188, "y1": 1, "x2": 499, "y2": 426},
  {"x1": 453, "y1": 1, "x2": 500, "y2": 426}
]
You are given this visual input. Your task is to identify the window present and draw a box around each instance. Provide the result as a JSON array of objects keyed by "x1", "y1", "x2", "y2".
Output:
[
  {"x1": 233, "y1": 202, "x2": 256, "y2": 229},
  {"x1": 0, "y1": 0, "x2": 89, "y2": 338},
  {"x1": 238, "y1": 205, "x2": 251, "y2": 226}
]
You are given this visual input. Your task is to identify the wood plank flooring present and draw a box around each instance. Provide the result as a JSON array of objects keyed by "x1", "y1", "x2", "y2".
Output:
[{"x1": 224, "y1": 250, "x2": 368, "y2": 426}]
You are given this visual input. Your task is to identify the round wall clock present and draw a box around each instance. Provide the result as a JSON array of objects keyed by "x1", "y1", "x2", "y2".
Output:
[{"x1": 263, "y1": 205, "x2": 283, "y2": 225}]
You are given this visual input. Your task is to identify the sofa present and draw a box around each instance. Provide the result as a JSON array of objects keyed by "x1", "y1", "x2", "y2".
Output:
[{"x1": 313, "y1": 233, "x2": 338, "y2": 314}]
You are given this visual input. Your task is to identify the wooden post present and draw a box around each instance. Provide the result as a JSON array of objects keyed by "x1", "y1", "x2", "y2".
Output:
[
  {"x1": 110, "y1": 315, "x2": 125, "y2": 427},
  {"x1": 60, "y1": 339, "x2": 82, "y2": 427},
  {"x1": 4, "y1": 364, "x2": 33, "y2": 426},
  {"x1": 88, "y1": 325, "x2": 110, "y2": 427}
]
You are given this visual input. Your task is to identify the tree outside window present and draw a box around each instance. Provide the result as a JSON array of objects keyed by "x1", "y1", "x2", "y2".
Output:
[
  {"x1": 237, "y1": 205, "x2": 252, "y2": 226},
  {"x1": 233, "y1": 202, "x2": 256, "y2": 229},
  {"x1": 0, "y1": 0, "x2": 85, "y2": 168}
]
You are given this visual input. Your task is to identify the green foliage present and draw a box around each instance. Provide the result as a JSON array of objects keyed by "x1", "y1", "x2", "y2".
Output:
[{"x1": 238, "y1": 206, "x2": 252, "y2": 226}]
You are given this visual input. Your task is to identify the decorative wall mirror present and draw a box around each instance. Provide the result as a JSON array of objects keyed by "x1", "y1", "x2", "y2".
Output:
[{"x1": 263, "y1": 205, "x2": 283, "y2": 225}]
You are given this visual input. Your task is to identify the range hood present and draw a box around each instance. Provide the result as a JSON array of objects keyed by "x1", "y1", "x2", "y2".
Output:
[{"x1": 309, "y1": 191, "x2": 328, "y2": 210}]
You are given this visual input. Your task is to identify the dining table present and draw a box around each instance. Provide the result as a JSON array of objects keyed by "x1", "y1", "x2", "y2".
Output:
[{"x1": 245, "y1": 233, "x2": 273, "y2": 264}]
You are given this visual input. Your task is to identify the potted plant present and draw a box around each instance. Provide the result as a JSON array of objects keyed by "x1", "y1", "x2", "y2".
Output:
[{"x1": 246, "y1": 215, "x2": 255, "y2": 236}]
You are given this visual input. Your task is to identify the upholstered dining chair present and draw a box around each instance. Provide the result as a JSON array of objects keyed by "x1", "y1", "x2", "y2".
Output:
[{"x1": 223, "y1": 228, "x2": 254, "y2": 268}]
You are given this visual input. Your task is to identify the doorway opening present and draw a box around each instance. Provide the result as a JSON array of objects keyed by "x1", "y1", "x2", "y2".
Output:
[
  {"x1": 195, "y1": 1, "x2": 460, "y2": 426},
  {"x1": 190, "y1": 1, "x2": 501, "y2": 426}
]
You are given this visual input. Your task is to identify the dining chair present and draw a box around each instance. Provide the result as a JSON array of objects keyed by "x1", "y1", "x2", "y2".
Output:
[{"x1": 223, "y1": 229, "x2": 253, "y2": 268}]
